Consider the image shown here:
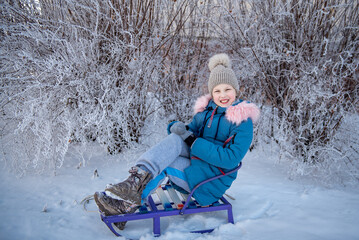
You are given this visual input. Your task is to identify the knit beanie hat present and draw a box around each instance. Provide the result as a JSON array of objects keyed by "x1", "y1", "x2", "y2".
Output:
[{"x1": 207, "y1": 53, "x2": 239, "y2": 95}]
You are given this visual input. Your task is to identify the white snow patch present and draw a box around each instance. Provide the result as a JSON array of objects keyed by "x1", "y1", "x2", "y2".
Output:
[{"x1": 0, "y1": 143, "x2": 358, "y2": 240}]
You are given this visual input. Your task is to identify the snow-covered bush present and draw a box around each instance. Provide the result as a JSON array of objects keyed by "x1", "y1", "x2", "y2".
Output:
[
  {"x1": 0, "y1": 0, "x2": 208, "y2": 175},
  {"x1": 2, "y1": 0, "x2": 357, "y2": 184},
  {"x1": 0, "y1": 2, "x2": 150, "y2": 174},
  {"x1": 205, "y1": 0, "x2": 359, "y2": 184}
]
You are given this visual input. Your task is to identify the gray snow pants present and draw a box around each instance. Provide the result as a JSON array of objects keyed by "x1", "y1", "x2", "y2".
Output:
[{"x1": 136, "y1": 133, "x2": 191, "y2": 199}]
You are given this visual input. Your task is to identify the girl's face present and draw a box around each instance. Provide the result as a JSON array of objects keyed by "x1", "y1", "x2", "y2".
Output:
[{"x1": 212, "y1": 84, "x2": 237, "y2": 108}]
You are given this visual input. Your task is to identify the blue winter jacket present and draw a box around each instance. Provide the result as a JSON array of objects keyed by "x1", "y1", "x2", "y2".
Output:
[{"x1": 177, "y1": 94, "x2": 260, "y2": 206}]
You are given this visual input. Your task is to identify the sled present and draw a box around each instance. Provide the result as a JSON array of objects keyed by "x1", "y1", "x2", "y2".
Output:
[{"x1": 98, "y1": 162, "x2": 242, "y2": 237}]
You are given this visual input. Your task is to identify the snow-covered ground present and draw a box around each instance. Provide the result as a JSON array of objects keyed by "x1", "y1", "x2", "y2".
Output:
[{"x1": 1, "y1": 142, "x2": 358, "y2": 240}]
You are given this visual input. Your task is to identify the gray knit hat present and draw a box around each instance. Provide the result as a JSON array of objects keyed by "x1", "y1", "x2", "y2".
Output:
[{"x1": 207, "y1": 53, "x2": 239, "y2": 95}]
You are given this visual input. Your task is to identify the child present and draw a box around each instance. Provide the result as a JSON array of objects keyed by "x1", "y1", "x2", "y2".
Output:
[{"x1": 94, "y1": 53, "x2": 260, "y2": 229}]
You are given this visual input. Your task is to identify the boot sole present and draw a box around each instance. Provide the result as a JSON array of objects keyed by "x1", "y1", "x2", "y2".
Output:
[{"x1": 94, "y1": 192, "x2": 128, "y2": 230}]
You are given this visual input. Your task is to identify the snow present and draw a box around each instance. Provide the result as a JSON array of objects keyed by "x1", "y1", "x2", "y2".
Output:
[{"x1": 1, "y1": 143, "x2": 359, "y2": 240}]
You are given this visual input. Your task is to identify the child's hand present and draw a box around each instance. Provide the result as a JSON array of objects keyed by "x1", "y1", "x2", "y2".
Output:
[
  {"x1": 170, "y1": 122, "x2": 187, "y2": 135},
  {"x1": 170, "y1": 122, "x2": 194, "y2": 143}
]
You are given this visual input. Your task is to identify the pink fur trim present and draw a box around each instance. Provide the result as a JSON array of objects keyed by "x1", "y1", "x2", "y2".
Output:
[
  {"x1": 226, "y1": 102, "x2": 260, "y2": 125},
  {"x1": 193, "y1": 95, "x2": 260, "y2": 124},
  {"x1": 193, "y1": 94, "x2": 212, "y2": 114}
]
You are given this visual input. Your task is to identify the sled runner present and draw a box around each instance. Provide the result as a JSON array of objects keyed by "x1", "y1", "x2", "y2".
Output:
[{"x1": 98, "y1": 162, "x2": 242, "y2": 237}]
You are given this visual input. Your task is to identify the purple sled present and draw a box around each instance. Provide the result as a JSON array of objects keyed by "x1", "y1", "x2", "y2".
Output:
[{"x1": 100, "y1": 162, "x2": 242, "y2": 237}]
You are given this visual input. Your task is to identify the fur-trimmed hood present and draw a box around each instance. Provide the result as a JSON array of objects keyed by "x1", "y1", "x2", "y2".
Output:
[{"x1": 193, "y1": 94, "x2": 260, "y2": 125}]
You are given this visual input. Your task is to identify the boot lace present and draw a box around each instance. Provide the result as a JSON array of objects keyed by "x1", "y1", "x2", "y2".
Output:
[{"x1": 128, "y1": 167, "x2": 143, "y2": 184}]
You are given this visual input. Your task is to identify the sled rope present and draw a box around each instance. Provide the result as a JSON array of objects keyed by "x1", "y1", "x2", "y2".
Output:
[
  {"x1": 80, "y1": 194, "x2": 98, "y2": 212},
  {"x1": 224, "y1": 193, "x2": 235, "y2": 200}
]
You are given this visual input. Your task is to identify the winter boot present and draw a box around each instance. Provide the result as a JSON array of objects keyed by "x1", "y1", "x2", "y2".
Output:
[
  {"x1": 94, "y1": 192, "x2": 138, "y2": 230},
  {"x1": 105, "y1": 166, "x2": 152, "y2": 205}
]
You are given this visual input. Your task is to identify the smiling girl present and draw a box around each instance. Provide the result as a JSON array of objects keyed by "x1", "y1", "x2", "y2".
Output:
[
  {"x1": 94, "y1": 53, "x2": 260, "y2": 230},
  {"x1": 212, "y1": 83, "x2": 237, "y2": 107}
]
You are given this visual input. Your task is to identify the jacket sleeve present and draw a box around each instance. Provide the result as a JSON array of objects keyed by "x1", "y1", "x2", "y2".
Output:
[
  {"x1": 185, "y1": 114, "x2": 202, "y2": 137},
  {"x1": 190, "y1": 119, "x2": 253, "y2": 169}
]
